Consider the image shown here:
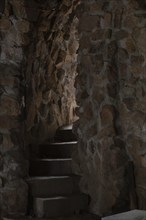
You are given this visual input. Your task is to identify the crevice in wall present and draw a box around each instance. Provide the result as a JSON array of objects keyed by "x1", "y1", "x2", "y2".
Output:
[{"x1": 24, "y1": 0, "x2": 79, "y2": 145}]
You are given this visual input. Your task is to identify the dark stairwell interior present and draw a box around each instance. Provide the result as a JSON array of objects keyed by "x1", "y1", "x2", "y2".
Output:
[
  {"x1": 24, "y1": 1, "x2": 90, "y2": 218},
  {"x1": 28, "y1": 125, "x2": 89, "y2": 218},
  {"x1": 0, "y1": 0, "x2": 146, "y2": 219}
]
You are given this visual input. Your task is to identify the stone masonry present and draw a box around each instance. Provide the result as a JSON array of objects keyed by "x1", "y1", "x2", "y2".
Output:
[
  {"x1": 0, "y1": 0, "x2": 146, "y2": 218},
  {"x1": 25, "y1": 0, "x2": 79, "y2": 144},
  {"x1": 0, "y1": 0, "x2": 29, "y2": 217},
  {"x1": 0, "y1": 0, "x2": 79, "y2": 218},
  {"x1": 73, "y1": 0, "x2": 146, "y2": 217}
]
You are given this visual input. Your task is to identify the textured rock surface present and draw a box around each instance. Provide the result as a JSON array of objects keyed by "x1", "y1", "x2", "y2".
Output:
[
  {"x1": 25, "y1": 0, "x2": 79, "y2": 144},
  {"x1": 0, "y1": 0, "x2": 146, "y2": 218},
  {"x1": 73, "y1": 0, "x2": 146, "y2": 216},
  {"x1": 0, "y1": 0, "x2": 29, "y2": 217},
  {"x1": 0, "y1": 0, "x2": 79, "y2": 218}
]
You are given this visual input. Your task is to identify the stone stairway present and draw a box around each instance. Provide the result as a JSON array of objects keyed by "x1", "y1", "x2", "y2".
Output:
[{"x1": 28, "y1": 125, "x2": 88, "y2": 218}]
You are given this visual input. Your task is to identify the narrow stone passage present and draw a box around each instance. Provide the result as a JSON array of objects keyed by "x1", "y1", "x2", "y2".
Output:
[
  {"x1": 28, "y1": 126, "x2": 89, "y2": 218},
  {"x1": 1, "y1": 0, "x2": 146, "y2": 218}
]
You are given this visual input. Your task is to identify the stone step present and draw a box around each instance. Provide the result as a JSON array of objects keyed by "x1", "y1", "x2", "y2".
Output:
[
  {"x1": 27, "y1": 175, "x2": 80, "y2": 197},
  {"x1": 33, "y1": 194, "x2": 89, "y2": 218},
  {"x1": 102, "y1": 210, "x2": 146, "y2": 220},
  {"x1": 55, "y1": 127, "x2": 77, "y2": 142},
  {"x1": 30, "y1": 158, "x2": 72, "y2": 176},
  {"x1": 4, "y1": 213, "x2": 99, "y2": 220},
  {"x1": 39, "y1": 141, "x2": 77, "y2": 159}
]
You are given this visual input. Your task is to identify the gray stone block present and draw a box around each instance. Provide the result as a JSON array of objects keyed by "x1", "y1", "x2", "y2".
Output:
[{"x1": 102, "y1": 210, "x2": 146, "y2": 220}]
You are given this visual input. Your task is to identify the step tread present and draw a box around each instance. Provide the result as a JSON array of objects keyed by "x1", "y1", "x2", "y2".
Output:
[
  {"x1": 55, "y1": 128, "x2": 77, "y2": 142},
  {"x1": 38, "y1": 143, "x2": 77, "y2": 159},
  {"x1": 28, "y1": 175, "x2": 80, "y2": 197},
  {"x1": 30, "y1": 158, "x2": 73, "y2": 176},
  {"x1": 59, "y1": 125, "x2": 73, "y2": 130},
  {"x1": 34, "y1": 194, "x2": 88, "y2": 217}
]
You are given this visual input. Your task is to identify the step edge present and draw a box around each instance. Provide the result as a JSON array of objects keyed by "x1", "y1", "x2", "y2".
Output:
[
  {"x1": 34, "y1": 193, "x2": 88, "y2": 201},
  {"x1": 27, "y1": 176, "x2": 72, "y2": 181},
  {"x1": 31, "y1": 158, "x2": 72, "y2": 162},
  {"x1": 27, "y1": 175, "x2": 80, "y2": 181},
  {"x1": 41, "y1": 141, "x2": 77, "y2": 145}
]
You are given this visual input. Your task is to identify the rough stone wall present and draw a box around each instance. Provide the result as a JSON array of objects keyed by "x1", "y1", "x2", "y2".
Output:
[
  {"x1": 25, "y1": 0, "x2": 79, "y2": 143},
  {"x1": 74, "y1": 0, "x2": 146, "y2": 217},
  {"x1": 0, "y1": 0, "x2": 29, "y2": 217},
  {"x1": 1, "y1": 0, "x2": 146, "y2": 218},
  {"x1": 0, "y1": 0, "x2": 79, "y2": 217}
]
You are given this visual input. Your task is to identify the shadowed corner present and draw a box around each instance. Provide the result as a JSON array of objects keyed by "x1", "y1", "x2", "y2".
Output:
[{"x1": 0, "y1": 0, "x2": 5, "y2": 14}]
